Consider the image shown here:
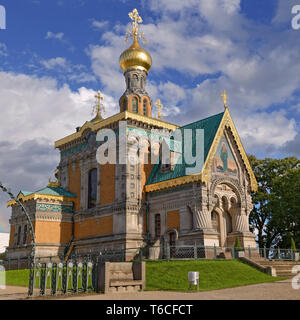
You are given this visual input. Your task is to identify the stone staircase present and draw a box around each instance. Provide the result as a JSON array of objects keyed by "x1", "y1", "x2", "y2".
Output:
[
  {"x1": 252, "y1": 259, "x2": 300, "y2": 278},
  {"x1": 98, "y1": 262, "x2": 146, "y2": 293},
  {"x1": 242, "y1": 257, "x2": 300, "y2": 278}
]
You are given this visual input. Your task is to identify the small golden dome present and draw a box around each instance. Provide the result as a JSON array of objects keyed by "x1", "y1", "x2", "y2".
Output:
[{"x1": 119, "y1": 39, "x2": 152, "y2": 74}]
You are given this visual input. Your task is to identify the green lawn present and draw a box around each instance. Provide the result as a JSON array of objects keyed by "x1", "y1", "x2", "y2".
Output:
[
  {"x1": 5, "y1": 259, "x2": 284, "y2": 292},
  {"x1": 146, "y1": 259, "x2": 284, "y2": 292},
  {"x1": 5, "y1": 269, "x2": 30, "y2": 287}
]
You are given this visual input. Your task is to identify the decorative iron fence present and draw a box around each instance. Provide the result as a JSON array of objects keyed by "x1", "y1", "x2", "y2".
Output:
[{"x1": 28, "y1": 256, "x2": 99, "y2": 297}]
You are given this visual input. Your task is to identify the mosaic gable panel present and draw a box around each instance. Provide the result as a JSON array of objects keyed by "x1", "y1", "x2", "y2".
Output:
[{"x1": 212, "y1": 136, "x2": 238, "y2": 176}]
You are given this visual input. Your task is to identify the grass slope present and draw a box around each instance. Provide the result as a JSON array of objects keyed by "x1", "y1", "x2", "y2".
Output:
[
  {"x1": 5, "y1": 269, "x2": 30, "y2": 287},
  {"x1": 146, "y1": 260, "x2": 284, "y2": 292},
  {"x1": 5, "y1": 260, "x2": 284, "y2": 292}
]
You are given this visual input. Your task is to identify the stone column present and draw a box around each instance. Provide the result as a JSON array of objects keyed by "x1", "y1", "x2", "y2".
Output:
[
  {"x1": 188, "y1": 205, "x2": 212, "y2": 230},
  {"x1": 234, "y1": 209, "x2": 249, "y2": 232}
]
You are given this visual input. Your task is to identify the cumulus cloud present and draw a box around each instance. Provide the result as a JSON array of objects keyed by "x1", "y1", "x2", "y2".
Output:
[
  {"x1": 45, "y1": 31, "x2": 65, "y2": 41},
  {"x1": 281, "y1": 134, "x2": 300, "y2": 157},
  {"x1": 92, "y1": 20, "x2": 109, "y2": 30},
  {"x1": 0, "y1": 71, "x2": 119, "y2": 231},
  {"x1": 41, "y1": 57, "x2": 68, "y2": 70}
]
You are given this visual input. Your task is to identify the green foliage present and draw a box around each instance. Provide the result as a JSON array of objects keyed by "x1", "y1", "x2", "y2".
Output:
[
  {"x1": 146, "y1": 260, "x2": 284, "y2": 292},
  {"x1": 248, "y1": 155, "x2": 300, "y2": 249},
  {"x1": 234, "y1": 237, "x2": 243, "y2": 251},
  {"x1": 0, "y1": 252, "x2": 5, "y2": 260}
]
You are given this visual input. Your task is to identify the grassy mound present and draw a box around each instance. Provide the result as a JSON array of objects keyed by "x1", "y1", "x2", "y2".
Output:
[{"x1": 146, "y1": 260, "x2": 284, "y2": 292}]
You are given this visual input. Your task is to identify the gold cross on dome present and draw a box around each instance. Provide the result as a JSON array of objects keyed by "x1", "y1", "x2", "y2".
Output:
[
  {"x1": 222, "y1": 90, "x2": 228, "y2": 109},
  {"x1": 155, "y1": 99, "x2": 164, "y2": 120},
  {"x1": 125, "y1": 8, "x2": 146, "y2": 44},
  {"x1": 93, "y1": 90, "x2": 105, "y2": 120}
]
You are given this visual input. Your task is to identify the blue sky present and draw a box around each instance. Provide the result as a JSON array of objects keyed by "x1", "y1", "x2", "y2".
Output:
[{"x1": 0, "y1": 0, "x2": 299, "y2": 232}]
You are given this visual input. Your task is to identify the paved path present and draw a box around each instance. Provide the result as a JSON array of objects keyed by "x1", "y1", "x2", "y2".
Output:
[
  {"x1": 0, "y1": 280, "x2": 299, "y2": 300},
  {"x1": 0, "y1": 286, "x2": 28, "y2": 300},
  {"x1": 62, "y1": 279, "x2": 300, "y2": 300}
]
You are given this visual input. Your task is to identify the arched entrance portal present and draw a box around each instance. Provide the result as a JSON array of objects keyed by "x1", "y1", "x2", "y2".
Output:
[{"x1": 213, "y1": 183, "x2": 239, "y2": 247}]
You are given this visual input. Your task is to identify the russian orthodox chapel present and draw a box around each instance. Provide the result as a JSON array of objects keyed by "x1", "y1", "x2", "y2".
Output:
[{"x1": 6, "y1": 9, "x2": 257, "y2": 261}]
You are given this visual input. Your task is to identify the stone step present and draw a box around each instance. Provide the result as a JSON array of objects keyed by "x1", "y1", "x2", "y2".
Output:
[
  {"x1": 253, "y1": 260, "x2": 299, "y2": 265},
  {"x1": 109, "y1": 285, "x2": 142, "y2": 293},
  {"x1": 110, "y1": 280, "x2": 143, "y2": 287},
  {"x1": 276, "y1": 273, "x2": 294, "y2": 278}
]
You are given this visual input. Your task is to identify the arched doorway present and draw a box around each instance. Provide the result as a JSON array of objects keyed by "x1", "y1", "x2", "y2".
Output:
[{"x1": 213, "y1": 183, "x2": 240, "y2": 247}]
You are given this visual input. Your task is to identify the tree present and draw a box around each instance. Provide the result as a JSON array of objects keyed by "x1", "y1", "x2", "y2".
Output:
[
  {"x1": 271, "y1": 167, "x2": 300, "y2": 248},
  {"x1": 234, "y1": 237, "x2": 243, "y2": 251},
  {"x1": 248, "y1": 155, "x2": 300, "y2": 248}
]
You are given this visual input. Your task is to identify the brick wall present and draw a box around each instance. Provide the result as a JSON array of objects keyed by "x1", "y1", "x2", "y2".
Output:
[
  {"x1": 35, "y1": 221, "x2": 72, "y2": 244},
  {"x1": 74, "y1": 215, "x2": 114, "y2": 239},
  {"x1": 100, "y1": 164, "x2": 115, "y2": 205}
]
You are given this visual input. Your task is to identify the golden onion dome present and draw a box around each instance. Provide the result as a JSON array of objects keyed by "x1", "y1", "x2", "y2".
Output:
[{"x1": 119, "y1": 39, "x2": 152, "y2": 74}]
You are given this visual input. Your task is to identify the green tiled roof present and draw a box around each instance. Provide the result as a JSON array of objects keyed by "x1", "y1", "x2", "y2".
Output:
[
  {"x1": 146, "y1": 112, "x2": 224, "y2": 185},
  {"x1": 35, "y1": 187, "x2": 77, "y2": 198}
]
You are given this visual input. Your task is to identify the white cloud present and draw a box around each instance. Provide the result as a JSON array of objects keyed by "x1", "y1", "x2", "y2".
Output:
[
  {"x1": 0, "y1": 71, "x2": 117, "y2": 147},
  {"x1": 235, "y1": 110, "x2": 297, "y2": 152},
  {"x1": 45, "y1": 31, "x2": 65, "y2": 41},
  {"x1": 0, "y1": 71, "x2": 119, "y2": 232},
  {"x1": 41, "y1": 57, "x2": 68, "y2": 70},
  {"x1": 92, "y1": 20, "x2": 109, "y2": 30}
]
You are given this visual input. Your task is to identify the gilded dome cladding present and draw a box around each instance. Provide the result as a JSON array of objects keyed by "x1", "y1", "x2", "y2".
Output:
[{"x1": 119, "y1": 39, "x2": 152, "y2": 74}]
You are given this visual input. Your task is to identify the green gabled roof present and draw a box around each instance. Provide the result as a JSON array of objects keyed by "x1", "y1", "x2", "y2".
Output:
[
  {"x1": 146, "y1": 112, "x2": 224, "y2": 185},
  {"x1": 34, "y1": 187, "x2": 76, "y2": 198}
]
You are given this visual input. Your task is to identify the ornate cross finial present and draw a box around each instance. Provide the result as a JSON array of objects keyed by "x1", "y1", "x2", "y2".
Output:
[
  {"x1": 155, "y1": 99, "x2": 164, "y2": 120},
  {"x1": 92, "y1": 90, "x2": 105, "y2": 121},
  {"x1": 222, "y1": 90, "x2": 228, "y2": 109},
  {"x1": 125, "y1": 8, "x2": 146, "y2": 44}
]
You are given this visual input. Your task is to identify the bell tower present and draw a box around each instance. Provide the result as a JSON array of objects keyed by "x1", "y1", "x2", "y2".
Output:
[{"x1": 119, "y1": 9, "x2": 153, "y2": 117}]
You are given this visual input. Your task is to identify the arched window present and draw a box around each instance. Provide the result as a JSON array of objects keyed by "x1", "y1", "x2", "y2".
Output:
[
  {"x1": 132, "y1": 74, "x2": 138, "y2": 87},
  {"x1": 88, "y1": 168, "x2": 97, "y2": 209},
  {"x1": 17, "y1": 226, "x2": 21, "y2": 246},
  {"x1": 132, "y1": 97, "x2": 138, "y2": 113},
  {"x1": 143, "y1": 99, "x2": 147, "y2": 116},
  {"x1": 23, "y1": 225, "x2": 28, "y2": 245},
  {"x1": 155, "y1": 214, "x2": 161, "y2": 238}
]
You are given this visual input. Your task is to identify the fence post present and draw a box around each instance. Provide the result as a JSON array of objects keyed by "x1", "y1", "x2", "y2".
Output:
[
  {"x1": 264, "y1": 247, "x2": 267, "y2": 260},
  {"x1": 214, "y1": 244, "x2": 217, "y2": 260},
  {"x1": 194, "y1": 246, "x2": 197, "y2": 260},
  {"x1": 248, "y1": 246, "x2": 251, "y2": 259},
  {"x1": 278, "y1": 248, "x2": 281, "y2": 260},
  {"x1": 231, "y1": 246, "x2": 235, "y2": 259}
]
